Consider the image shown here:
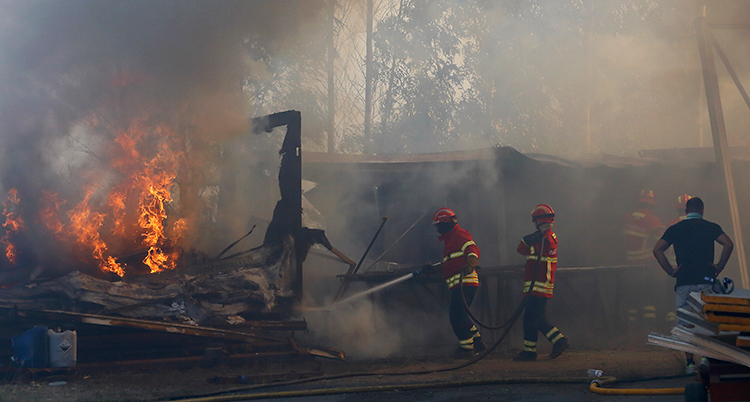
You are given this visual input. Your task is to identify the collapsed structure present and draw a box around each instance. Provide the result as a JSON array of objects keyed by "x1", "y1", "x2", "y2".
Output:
[{"x1": 0, "y1": 110, "x2": 348, "y2": 369}]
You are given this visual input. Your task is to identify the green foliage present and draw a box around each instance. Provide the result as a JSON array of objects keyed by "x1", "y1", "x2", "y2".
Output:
[{"x1": 243, "y1": 0, "x2": 713, "y2": 157}]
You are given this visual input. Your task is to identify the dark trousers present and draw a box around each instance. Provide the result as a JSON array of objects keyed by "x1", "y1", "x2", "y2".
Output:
[
  {"x1": 449, "y1": 285, "x2": 478, "y2": 341},
  {"x1": 522, "y1": 295, "x2": 556, "y2": 343}
]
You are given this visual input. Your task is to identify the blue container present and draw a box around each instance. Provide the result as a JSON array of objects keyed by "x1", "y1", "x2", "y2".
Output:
[{"x1": 11, "y1": 326, "x2": 49, "y2": 368}]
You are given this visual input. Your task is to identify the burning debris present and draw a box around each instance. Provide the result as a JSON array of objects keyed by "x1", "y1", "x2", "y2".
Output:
[{"x1": 0, "y1": 111, "x2": 314, "y2": 336}]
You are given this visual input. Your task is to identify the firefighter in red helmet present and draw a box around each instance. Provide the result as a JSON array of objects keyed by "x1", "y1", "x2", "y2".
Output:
[
  {"x1": 432, "y1": 207, "x2": 487, "y2": 358},
  {"x1": 623, "y1": 190, "x2": 665, "y2": 264},
  {"x1": 622, "y1": 190, "x2": 665, "y2": 337},
  {"x1": 513, "y1": 204, "x2": 569, "y2": 361}
]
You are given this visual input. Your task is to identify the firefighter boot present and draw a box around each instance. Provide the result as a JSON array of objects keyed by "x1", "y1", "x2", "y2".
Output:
[
  {"x1": 549, "y1": 337, "x2": 570, "y2": 359},
  {"x1": 512, "y1": 351, "x2": 537, "y2": 361}
]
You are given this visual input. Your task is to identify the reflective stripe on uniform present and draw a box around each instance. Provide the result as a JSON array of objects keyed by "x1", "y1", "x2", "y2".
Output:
[
  {"x1": 523, "y1": 280, "x2": 554, "y2": 295},
  {"x1": 460, "y1": 337, "x2": 474, "y2": 349},
  {"x1": 545, "y1": 327, "x2": 559, "y2": 339},
  {"x1": 446, "y1": 271, "x2": 479, "y2": 288},
  {"x1": 523, "y1": 339, "x2": 537, "y2": 352},
  {"x1": 443, "y1": 240, "x2": 477, "y2": 262},
  {"x1": 461, "y1": 240, "x2": 476, "y2": 252},
  {"x1": 525, "y1": 256, "x2": 557, "y2": 263}
]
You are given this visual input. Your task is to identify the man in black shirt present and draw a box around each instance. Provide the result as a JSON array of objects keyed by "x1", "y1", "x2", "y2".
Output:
[{"x1": 653, "y1": 197, "x2": 734, "y2": 374}]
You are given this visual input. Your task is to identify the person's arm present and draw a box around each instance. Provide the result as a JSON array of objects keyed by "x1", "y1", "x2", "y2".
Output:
[
  {"x1": 713, "y1": 233, "x2": 734, "y2": 273},
  {"x1": 462, "y1": 239, "x2": 480, "y2": 274},
  {"x1": 653, "y1": 238, "x2": 678, "y2": 277}
]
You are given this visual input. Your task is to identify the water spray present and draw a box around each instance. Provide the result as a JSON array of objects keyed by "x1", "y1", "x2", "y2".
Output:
[{"x1": 299, "y1": 261, "x2": 439, "y2": 312}]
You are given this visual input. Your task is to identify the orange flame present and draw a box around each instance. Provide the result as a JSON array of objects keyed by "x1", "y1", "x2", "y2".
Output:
[
  {"x1": 68, "y1": 188, "x2": 124, "y2": 277},
  {"x1": 1, "y1": 189, "x2": 24, "y2": 264},
  {"x1": 2, "y1": 111, "x2": 188, "y2": 276},
  {"x1": 135, "y1": 137, "x2": 184, "y2": 273}
]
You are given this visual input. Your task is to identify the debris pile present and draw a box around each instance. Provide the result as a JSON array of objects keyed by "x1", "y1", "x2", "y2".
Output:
[{"x1": 648, "y1": 289, "x2": 750, "y2": 366}]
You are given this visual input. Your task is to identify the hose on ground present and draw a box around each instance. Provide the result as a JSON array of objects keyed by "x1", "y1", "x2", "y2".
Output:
[
  {"x1": 168, "y1": 376, "x2": 616, "y2": 402},
  {"x1": 589, "y1": 379, "x2": 684, "y2": 395},
  {"x1": 160, "y1": 291, "x2": 527, "y2": 401}
]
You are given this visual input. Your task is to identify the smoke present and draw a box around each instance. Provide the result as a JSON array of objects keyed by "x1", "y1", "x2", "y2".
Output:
[{"x1": 0, "y1": 1, "x2": 327, "y2": 273}]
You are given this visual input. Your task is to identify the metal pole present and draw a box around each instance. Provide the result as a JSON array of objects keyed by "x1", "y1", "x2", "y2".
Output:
[
  {"x1": 327, "y1": 0, "x2": 336, "y2": 153},
  {"x1": 695, "y1": 17, "x2": 749, "y2": 288},
  {"x1": 363, "y1": 0, "x2": 373, "y2": 153},
  {"x1": 362, "y1": 211, "x2": 428, "y2": 272},
  {"x1": 334, "y1": 216, "x2": 388, "y2": 301}
]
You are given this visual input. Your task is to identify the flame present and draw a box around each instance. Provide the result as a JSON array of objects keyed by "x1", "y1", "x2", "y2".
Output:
[
  {"x1": 0, "y1": 101, "x2": 189, "y2": 276},
  {"x1": 137, "y1": 158, "x2": 178, "y2": 273},
  {"x1": 64, "y1": 117, "x2": 186, "y2": 276},
  {"x1": 68, "y1": 188, "x2": 124, "y2": 277},
  {"x1": 1, "y1": 189, "x2": 24, "y2": 264}
]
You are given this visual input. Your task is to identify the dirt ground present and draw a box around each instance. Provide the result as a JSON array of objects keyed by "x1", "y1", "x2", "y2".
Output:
[{"x1": 0, "y1": 342, "x2": 690, "y2": 402}]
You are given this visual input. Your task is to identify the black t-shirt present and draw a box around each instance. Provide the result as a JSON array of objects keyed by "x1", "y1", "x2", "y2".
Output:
[{"x1": 660, "y1": 217, "x2": 724, "y2": 287}]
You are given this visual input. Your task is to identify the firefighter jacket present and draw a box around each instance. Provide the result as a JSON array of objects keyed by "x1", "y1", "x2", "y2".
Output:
[
  {"x1": 517, "y1": 229, "x2": 557, "y2": 298},
  {"x1": 438, "y1": 224, "x2": 480, "y2": 290},
  {"x1": 623, "y1": 207, "x2": 664, "y2": 264}
]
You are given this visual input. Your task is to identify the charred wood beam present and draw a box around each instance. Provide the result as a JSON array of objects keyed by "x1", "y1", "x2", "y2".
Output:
[
  {"x1": 1, "y1": 307, "x2": 280, "y2": 343},
  {"x1": 249, "y1": 110, "x2": 303, "y2": 301}
]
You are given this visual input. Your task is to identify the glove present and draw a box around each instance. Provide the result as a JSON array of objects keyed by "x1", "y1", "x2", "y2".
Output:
[
  {"x1": 413, "y1": 263, "x2": 437, "y2": 277},
  {"x1": 522, "y1": 231, "x2": 543, "y2": 245},
  {"x1": 461, "y1": 264, "x2": 476, "y2": 275}
]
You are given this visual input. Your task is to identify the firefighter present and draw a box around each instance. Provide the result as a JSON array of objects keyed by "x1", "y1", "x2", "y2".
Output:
[
  {"x1": 513, "y1": 204, "x2": 569, "y2": 361},
  {"x1": 432, "y1": 207, "x2": 487, "y2": 358},
  {"x1": 622, "y1": 189, "x2": 665, "y2": 335},
  {"x1": 623, "y1": 189, "x2": 665, "y2": 264}
]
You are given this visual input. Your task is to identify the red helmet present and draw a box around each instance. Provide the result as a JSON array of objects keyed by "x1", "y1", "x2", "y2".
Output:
[
  {"x1": 432, "y1": 207, "x2": 456, "y2": 225},
  {"x1": 638, "y1": 189, "x2": 656, "y2": 205},
  {"x1": 531, "y1": 204, "x2": 555, "y2": 224},
  {"x1": 675, "y1": 193, "x2": 692, "y2": 211}
]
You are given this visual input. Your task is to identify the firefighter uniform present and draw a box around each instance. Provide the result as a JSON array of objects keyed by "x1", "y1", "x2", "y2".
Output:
[
  {"x1": 515, "y1": 228, "x2": 567, "y2": 359},
  {"x1": 623, "y1": 210, "x2": 664, "y2": 264},
  {"x1": 438, "y1": 223, "x2": 483, "y2": 353}
]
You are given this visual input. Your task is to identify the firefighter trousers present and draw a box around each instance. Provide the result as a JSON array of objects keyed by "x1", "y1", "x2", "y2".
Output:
[
  {"x1": 522, "y1": 295, "x2": 563, "y2": 345},
  {"x1": 449, "y1": 285, "x2": 479, "y2": 343}
]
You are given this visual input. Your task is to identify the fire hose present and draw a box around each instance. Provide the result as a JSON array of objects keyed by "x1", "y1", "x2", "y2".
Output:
[
  {"x1": 159, "y1": 296, "x2": 527, "y2": 402},
  {"x1": 161, "y1": 251, "x2": 536, "y2": 401},
  {"x1": 159, "y1": 234, "x2": 689, "y2": 401},
  {"x1": 456, "y1": 234, "x2": 547, "y2": 331}
]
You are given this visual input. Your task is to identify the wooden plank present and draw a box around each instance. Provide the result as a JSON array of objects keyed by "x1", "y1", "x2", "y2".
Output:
[
  {"x1": 1, "y1": 307, "x2": 280, "y2": 343},
  {"x1": 706, "y1": 312, "x2": 750, "y2": 325},
  {"x1": 704, "y1": 303, "x2": 750, "y2": 314},
  {"x1": 718, "y1": 323, "x2": 750, "y2": 332},
  {"x1": 702, "y1": 289, "x2": 750, "y2": 306}
]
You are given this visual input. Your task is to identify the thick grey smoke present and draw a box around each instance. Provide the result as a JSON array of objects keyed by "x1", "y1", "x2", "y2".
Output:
[{"x1": 0, "y1": 1, "x2": 325, "y2": 272}]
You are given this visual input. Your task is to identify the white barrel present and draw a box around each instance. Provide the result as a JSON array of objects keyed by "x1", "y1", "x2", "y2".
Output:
[{"x1": 48, "y1": 329, "x2": 77, "y2": 367}]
